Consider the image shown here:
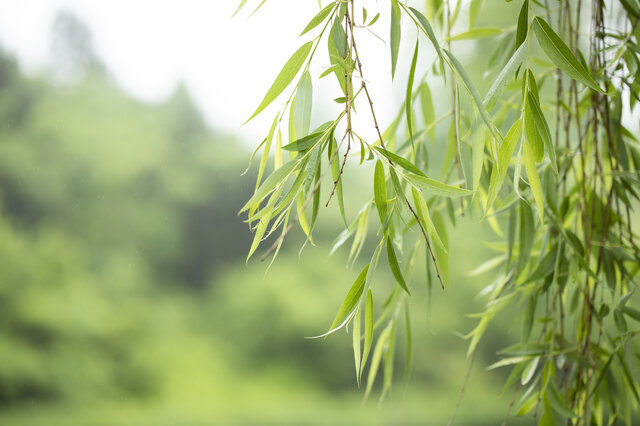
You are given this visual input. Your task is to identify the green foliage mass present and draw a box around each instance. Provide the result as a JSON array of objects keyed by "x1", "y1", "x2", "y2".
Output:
[{"x1": 239, "y1": 0, "x2": 640, "y2": 424}]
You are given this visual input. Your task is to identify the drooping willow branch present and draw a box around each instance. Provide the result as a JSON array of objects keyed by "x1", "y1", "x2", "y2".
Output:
[{"x1": 237, "y1": 0, "x2": 640, "y2": 422}]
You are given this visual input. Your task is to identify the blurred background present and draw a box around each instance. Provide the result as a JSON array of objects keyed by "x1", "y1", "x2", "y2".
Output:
[{"x1": 0, "y1": 1, "x2": 532, "y2": 425}]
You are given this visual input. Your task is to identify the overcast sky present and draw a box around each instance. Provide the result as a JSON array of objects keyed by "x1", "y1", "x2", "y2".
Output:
[{"x1": 0, "y1": 0, "x2": 404, "y2": 144}]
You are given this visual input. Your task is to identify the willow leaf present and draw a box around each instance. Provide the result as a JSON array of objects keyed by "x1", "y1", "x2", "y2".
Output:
[
  {"x1": 527, "y1": 91, "x2": 557, "y2": 174},
  {"x1": 247, "y1": 42, "x2": 313, "y2": 122},
  {"x1": 282, "y1": 131, "x2": 323, "y2": 151},
  {"x1": 483, "y1": 43, "x2": 526, "y2": 110},
  {"x1": 294, "y1": 71, "x2": 313, "y2": 138},
  {"x1": 407, "y1": 7, "x2": 445, "y2": 69},
  {"x1": 449, "y1": 27, "x2": 502, "y2": 41},
  {"x1": 516, "y1": 0, "x2": 529, "y2": 49},
  {"x1": 419, "y1": 83, "x2": 435, "y2": 140},
  {"x1": 406, "y1": 40, "x2": 419, "y2": 146},
  {"x1": 374, "y1": 160, "x2": 387, "y2": 223},
  {"x1": 523, "y1": 138, "x2": 544, "y2": 222},
  {"x1": 444, "y1": 49, "x2": 497, "y2": 139},
  {"x1": 359, "y1": 290, "x2": 374, "y2": 382},
  {"x1": 364, "y1": 325, "x2": 390, "y2": 400},
  {"x1": 390, "y1": 0, "x2": 402, "y2": 79},
  {"x1": 240, "y1": 159, "x2": 299, "y2": 213},
  {"x1": 374, "y1": 147, "x2": 426, "y2": 176},
  {"x1": 299, "y1": 3, "x2": 335, "y2": 36},
  {"x1": 404, "y1": 173, "x2": 473, "y2": 198},
  {"x1": 328, "y1": 264, "x2": 370, "y2": 332},
  {"x1": 532, "y1": 17, "x2": 603, "y2": 93},
  {"x1": 386, "y1": 237, "x2": 410, "y2": 294},
  {"x1": 486, "y1": 119, "x2": 522, "y2": 211},
  {"x1": 352, "y1": 306, "x2": 361, "y2": 384},
  {"x1": 524, "y1": 93, "x2": 544, "y2": 162},
  {"x1": 469, "y1": 0, "x2": 484, "y2": 28}
]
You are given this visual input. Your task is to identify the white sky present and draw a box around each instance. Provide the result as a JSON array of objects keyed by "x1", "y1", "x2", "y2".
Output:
[{"x1": 0, "y1": 0, "x2": 406, "y2": 143}]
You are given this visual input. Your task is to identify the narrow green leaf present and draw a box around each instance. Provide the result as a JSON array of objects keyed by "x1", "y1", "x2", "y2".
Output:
[
  {"x1": 521, "y1": 356, "x2": 539, "y2": 385},
  {"x1": 382, "y1": 320, "x2": 397, "y2": 398},
  {"x1": 419, "y1": 83, "x2": 435, "y2": 140},
  {"x1": 329, "y1": 137, "x2": 347, "y2": 225},
  {"x1": 524, "y1": 93, "x2": 544, "y2": 162},
  {"x1": 390, "y1": 0, "x2": 402, "y2": 79},
  {"x1": 517, "y1": 201, "x2": 534, "y2": 278},
  {"x1": 527, "y1": 91, "x2": 557, "y2": 174},
  {"x1": 523, "y1": 248, "x2": 556, "y2": 283},
  {"x1": 360, "y1": 290, "x2": 374, "y2": 379},
  {"x1": 522, "y1": 295, "x2": 536, "y2": 342},
  {"x1": 319, "y1": 64, "x2": 341, "y2": 79},
  {"x1": 294, "y1": 71, "x2": 313, "y2": 138},
  {"x1": 240, "y1": 159, "x2": 299, "y2": 213},
  {"x1": 304, "y1": 144, "x2": 322, "y2": 194},
  {"x1": 449, "y1": 27, "x2": 503, "y2": 41},
  {"x1": 364, "y1": 324, "x2": 390, "y2": 401},
  {"x1": 374, "y1": 160, "x2": 387, "y2": 223},
  {"x1": 352, "y1": 306, "x2": 362, "y2": 384},
  {"x1": 444, "y1": 49, "x2": 497, "y2": 139},
  {"x1": 374, "y1": 146, "x2": 426, "y2": 176},
  {"x1": 309, "y1": 157, "x2": 322, "y2": 230},
  {"x1": 282, "y1": 131, "x2": 323, "y2": 151},
  {"x1": 387, "y1": 237, "x2": 410, "y2": 294},
  {"x1": 331, "y1": 15, "x2": 346, "y2": 58},
  {"x1": 486, "y1": 119, "x2": 522, "y2": 211},
  {"x1": 621, "y1": 306, "x2": 640, "y2": 322},
  {"x1": 483, "y1": 43, "x2": 527, "y2": 110},
  {"x1": 296, "y1": 192, "x2": 312, "y2": 241},
  {"x1": 247, "y1": 203, "x2": 274, "y2": 260},
  {"x1": 532, "y1": 17, "x2": 604, "y2": 93},
  {"x1": 299, "y1": 3, "x2": 335, "y2": 36},
  {"x1": 404, "y1": 173, "x2": 473, "y2": 197},
  {"x1": 232, "y1": 0, "x2": 248, "y2": 17},
  {"x1": 328, "y1": 18, "x2": 347, "y2": 94},
  {"x1": 406, "y1": 40, "x2": 419, "y2": 146},
  {"x1": 389, "y1": 168, "x2": 406, "y2": 201},
  {"x1": 411, "y1": 188, "x2": 447, "y2": 253},
  {"x1": 433, "y1": 212, "x2": 449, "y2": 285},
  {"x1": 256, "y1": 116, "x2": 279, "y2": 190},
  {"x1": 328, "y1": 264, "x2": 370, "y2": 332},
  {"x1": 407, "y1": 7, "x2": 445, "y2": 70},
  {"x1": 523, "y1": 141, "x2": 544, "y2": 222},
  {"x1": 472, "y1": 133, "x2": 486, "y2": 192},
  {"x1": 515, "y1": 0, "x2": 529, "y2": 49},
  {"x1": 469, "y1": 0, "x2": 484, "y2": 28},
  {"x1": 247, "y1": 42, "x2": 313, "y2": 122}
]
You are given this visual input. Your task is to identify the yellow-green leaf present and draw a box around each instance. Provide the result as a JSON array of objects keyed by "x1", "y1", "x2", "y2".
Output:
[
  {"x1": 390, "y1": 0, "x2": 401, "y2": 79},
  {"x1": 360, "y1": 290, "x2": 374, "y2": 381},
  {"x1": 386, "y1": 237, "x2": 410, "y2": 294},
  {"x1": 404, "y1": 173, "x2": 473, "y2": 197},
  {"x1": 523, "y1": 141, "x2": 544, "y2": 222},
  {"x1": 247, "y1": 42, "x2": 313, "y2": 122},
  {"x1": 328, "y1": 264, "x2": 370, "y2": 332},
  {"x1": 486, "y1": 119, "x2": 522, "y2": 211},
  {"x1": 299, "y1": 3, "x2": 336, "y2": 36},
  {"x1": 449, "y1": 27, "x2": 503, "y2": 41},
  {"x1": 374, "y1": 160, "x2": 387, "y2": 223},
  {"x1": 240, "y1": 159, "x2": 299, "y2": 213}
]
